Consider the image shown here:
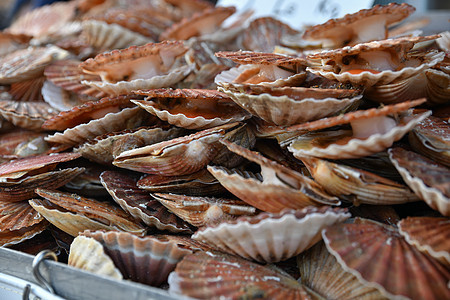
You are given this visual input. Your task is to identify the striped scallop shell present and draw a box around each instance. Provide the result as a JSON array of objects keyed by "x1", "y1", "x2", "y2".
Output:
[
  {"x1": 192, "y1": 207, "x2": 350, "y2": 263},
  {"x1": 42, "y1": 81, "x2": 84, "y2": 112},
  {"x1": 0, "y1": 100, "x2": 59, "y2": 131}
]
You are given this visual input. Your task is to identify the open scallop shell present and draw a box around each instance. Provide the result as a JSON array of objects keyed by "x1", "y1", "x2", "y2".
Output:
[
  {"x1": 42, "y1": 81, "x2": 84, "y2": 112},
  {"x1": 218, "y1": 82, "x2": 362, "y2": 126},
  {"x1": 81, "y1": 230, "x2": 192, "y2": 286},
  {"x1": 81, "y1": 20, "x2": 151, "y2": 52},
  {"x1": 388, "y1": 147, "x2": 450, "y2": 216},
  {"x1": 398, "y1": 217, "x2": 450, "y2": 267},
  {"x1": 100, "y1": 170, "x2": 192, "y2": 233},
  {"x1": 68, "y1": 235, "x2": 123, "y2": 280},
  {"x1": 151, "y1": 193, "x2": 256, "y2": 227},
  {"x1": 45, "y1": 107, "x2": 151, "y2": 147},
  {"x1": 168, "y1": 251, "x2": 313, "y2": 299},
  {"x1": 301, "y1": 156, "x2": 419, "y2": 205},
  {"x1": 0, "y1": 100, "x2": 59, "y2": 131},
  {"x1": 322, "y1": 218, "x2": 450, "y2": 300},
  {"x1": 192, "y1": 207, "x2": 350, "y2": 263},
  {"x1": 298, "y1": 242, "x2": 387, "y2": 299}
]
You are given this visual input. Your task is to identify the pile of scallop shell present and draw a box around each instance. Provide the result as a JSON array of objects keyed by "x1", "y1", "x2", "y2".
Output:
[{"x1": 0, "y1": 0, "x2": 448, "y2": 299}]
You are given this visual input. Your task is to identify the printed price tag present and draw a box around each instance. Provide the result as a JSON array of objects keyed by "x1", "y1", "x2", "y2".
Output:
[{"x1": 217, "y1": 0, "x2": 374, "y2": 30}]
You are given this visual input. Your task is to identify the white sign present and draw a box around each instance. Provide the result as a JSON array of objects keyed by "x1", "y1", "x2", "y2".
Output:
[{"x1": 217, "y1": 0, "x2": 374, "y2": 30}]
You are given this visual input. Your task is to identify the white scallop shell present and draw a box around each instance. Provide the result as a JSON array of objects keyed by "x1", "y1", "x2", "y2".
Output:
[{"x1": 42, "y1": 80, "x2": 82, "y2": 111}]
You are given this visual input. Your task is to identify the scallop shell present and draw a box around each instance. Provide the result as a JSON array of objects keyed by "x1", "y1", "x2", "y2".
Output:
[
  {"x1": 81, "y1": 230, "x2": 192, "y2": 286},
  {"x1": 0, "y1": 130, "x2": 48, "y2": 159},
  {"x1": 31, "y1": 188, "x2": 146, "y2": 236},
  {"x1": 398, "y1": 217, "x2": 450, "y2": 267},
  {"x1": 10, "y1": 76, "x2": 45, "y2": 102},
  {"x1": 298, "y1": 242, "x2": 387, "y2": 299},
  {"x1": 0, "y1": 200, "x2": 44, "y2": 231},
  {"x1": 0, "y1": 167, "x2": 85, "y2": 202},
  {"x1": 303, "y1": 3, "x2": 415, "y2": 47},
  {"x1": 388, "y1": 147, "x2": 450, "y2": 216},
  {"x1": 0, "y1": 214, "x2": 48, "y2": 247},
  {"x1": 151, "y1": 193, "x2": 256, "y2": 227},
  {"x1": 288, "y1": 110, "x2": 431, "y2": 159},
  {"x1": 132, "y1": 89, "x2": 249, "y2": 129},
  {"x1": 0, "y1": 46, "x2": 69, "y2": 84},
  {"x1": 164, "y1": 0, "x2": 214, "y2": 18},
  {"x1": 207, "y1": 140, "x2": 339, "y2": 213},
  {"x1": 0, "y1": 100, "x2": 59, "y2": 131},
  {"x1": 44, "y1": 59, "x2": 108, "y2": 99},
  {"x1": 113, "y1": 124, "x2": 232, "y2": 176},
  {"x1": 409, "y1": 115, "x2": 450, "y2": 167},
  {"x1": 68, "y1": 235, "x2": 123, "y2": 280},
  {"x1": 160, "y1": 6, "x2": 236, "y2": 41},
  {"x1": 215, "y1": 51, "x2": 306, "y2": 68},
  {"x1": 45, "y1": 106, "x2": 151, "y2": 147},
  {"x1": 218, "y1": 82, "x2": 362, "y2": 126},
  {"x1": 75, "y1": 126, "x2": 183, "y2": 165},
  {"x1": 239, "y1": 17, "x2": 299, "y2": 52},
  {"x1": 301, "y1": 157, "x2": 419, "y2": 205},
  {"x1": 168, "y1": 251, "x2": 313, "y2": 299},
  {"x1": 42, "y1": 81, "x2": 84, "y2": 112},
  {"x1": 100, "y1": 170, "x2": 192, "y2": 233},
  {"x1": 193, "y1": 207, "x2": 349, "y2": 263},
  {"x1": 81, "y1": 20, "x2": 151, "y2": 51},
  {"x1": 349, "y1": 204, "x2": 400, "y2": 226},
  {"x1": 425, "y1": 68, "x2": 450, "y2": 106},
  {"x1": 0, "y1": 32, "x2": 27, "y2": 57},
  {"x1": 322, "y1": 218, "x2": 450, "y2": 300}
]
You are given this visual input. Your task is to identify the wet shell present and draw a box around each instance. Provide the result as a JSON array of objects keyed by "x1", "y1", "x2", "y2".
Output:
[
  {"x1": 31, "y1": 188, "x2": 146, "y2": 236},
  {"x1": 100, "y1": 170, "x2": 192, "y2": 233},
  {"x1": 218, "y1": 82, "x2": 362, "y2": 126},
  {"x1": 68, "y1": 235, "x2": 123, "y2": 280},
  {"x1": 303, "y1": 3, "x2": 415, "y2": 47},
  {"x1": 44, "y1": 59, "x2": 108, "y2": 99},
  {"x1": 408, "y1": 116, "x2": 450, "y2": 167},
  {"x1": 0, "y1": 46, "x2": 69, "y2": 84},
  {"x1": 0, "y1": 167, "x2": 85, "y2": 202},
  {"x1": 168, "y1": 251, "x2": 313, "y2": 299},
  {"x1": 301, "y1": 157, "x2": 419, "y2": 205},
  {"x1": 192, "y1": 207, "x2": 349, "y2": 263},
  {"x1": 45, "y1": 107, "x2": 151, "y2": 147},
  {"x1": 298, "y1": 242, "x2": 387, "y2": 299},
  {"x1": 160, "y1": 6, "x2": 236, "y2": 41},
  {"x1": 0, "y1": 100, "x2": 59, "y2": 131},
  {"x1": 42, "y1": 81, "x2": 84, "y2": 112},
  {"x1": 239, "y1": 17, "x2": 300, "y2": 52},
  {"x1": 388, "y1": 147, "x2": 450, "y2": 216},
  {"x1": 81, "y1": 20, "x2": 151, "y2": 51},
  {"x1": 113, "y1": 124, "x2": 232, "y2": 176},
  {"x1": 81, "y1": 230, "x2": 192, "y2": 286},
  {"x1": 322, "y1": 219, "x2": 450, "y2": 300},
  {"x1": 132, "y1": 89, "x2": 249, "y2": 129},
  {"x1": 75, "y1": 126, "x2": 183, "y2": 165},
  {"x1": 398, "y1": 217, "x2": 450, "y2": 267},
  {"x1": 151, "y1": 193, "x2": 256, "y2": 227}
]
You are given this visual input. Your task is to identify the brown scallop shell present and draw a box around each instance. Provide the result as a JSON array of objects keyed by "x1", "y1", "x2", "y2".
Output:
[
  {"x1": 31, "y1": 188, "x2": 146, "y2": 236},
  {"x1": 81, "y1": 230, "x2": 192, "y2": 286},
  {"x1": 207, "y1": 140, "x2": 339, "y2": 213},
  {"x1": 45, "y1": 106, "x2": 151, "y2": 147},
  {"x1": 44, "y1": 59, "x2": 108, "y2": 99},
  {"x1": 239, "y1": 17, "x2": 299, "y2": 52},
  {"x1": 0, "y1": 46, "x2": 69, "y2": 84},
  {"x1": 168, "y1": 251, "x2": 313, "y2": 299},
  {"x1": 9, "y1": 76, "x2": 45, "y2": 102},
  {"x1": 298, "y1": 242, "x2": 387, "y2": 299},
  {"x1": 0, "y1": 130, "x2": 48, "y2": 159},
  {"x1": 113, "y1": 124, "x2": 233, "y2": 176},
  {"x1": 68, "y1": 235, "x2": 123, "y2": 280},
  {"x1": 322, "y1": 218, "x2": 450, "y2": 300},
  {"x1": 164, "y1": 0, "x2": 214, "y2": 17},
  {"x1": 0, "y1": 167, "x2": 85, "y2": 202},
  {"x1": 137, "y1": 169, "x2": 226, "y2": 197},
  {"x1": 81, "y1": 20, "x2": 151, "y2": 52},
  {"x1": 151, "y1": 193, "x2": 256, "y2": 227},
  {"x1": 303, "y1": 3, "x2": 415, "y2": 47},
  {"x1": 0, "y1": 32, "x2": 27, "y2": 57},
  {"x1": 388, "y1": 147, "x2": 450, "y2": 216},
  {"x1": 215, "y1": 51, "x2": 307, "y2": 68},
  {"x1": 100, "y1": 170, "x2": 192, "y2": 233},
  {"x1": 160, "y1": 6, "x2": 236, "y2": 41},
  {"x1": 301, "y1": 156, "x2": 419, "y2": 205},
  {"x1": 193, "y1": 207, "x2": 349, "y2": 263},
  {"x1": 0, "y1": 100, "x2": 59, "y2": 131},
  {"x1": 75, "y1": 126, "x2": 183, "y2": 165},
  {"x1": 398, "y1": 217, "x2": 450, "y2": 267},
  {"x1": 408, "y1": 116, "x2": 450, "y2": 167},
  {"x1": 6, "y1": 2, "x2": 76, "y2": 38},
  {"x1": 218, "y1": 82, "x2": 362, "y2": 126}
]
